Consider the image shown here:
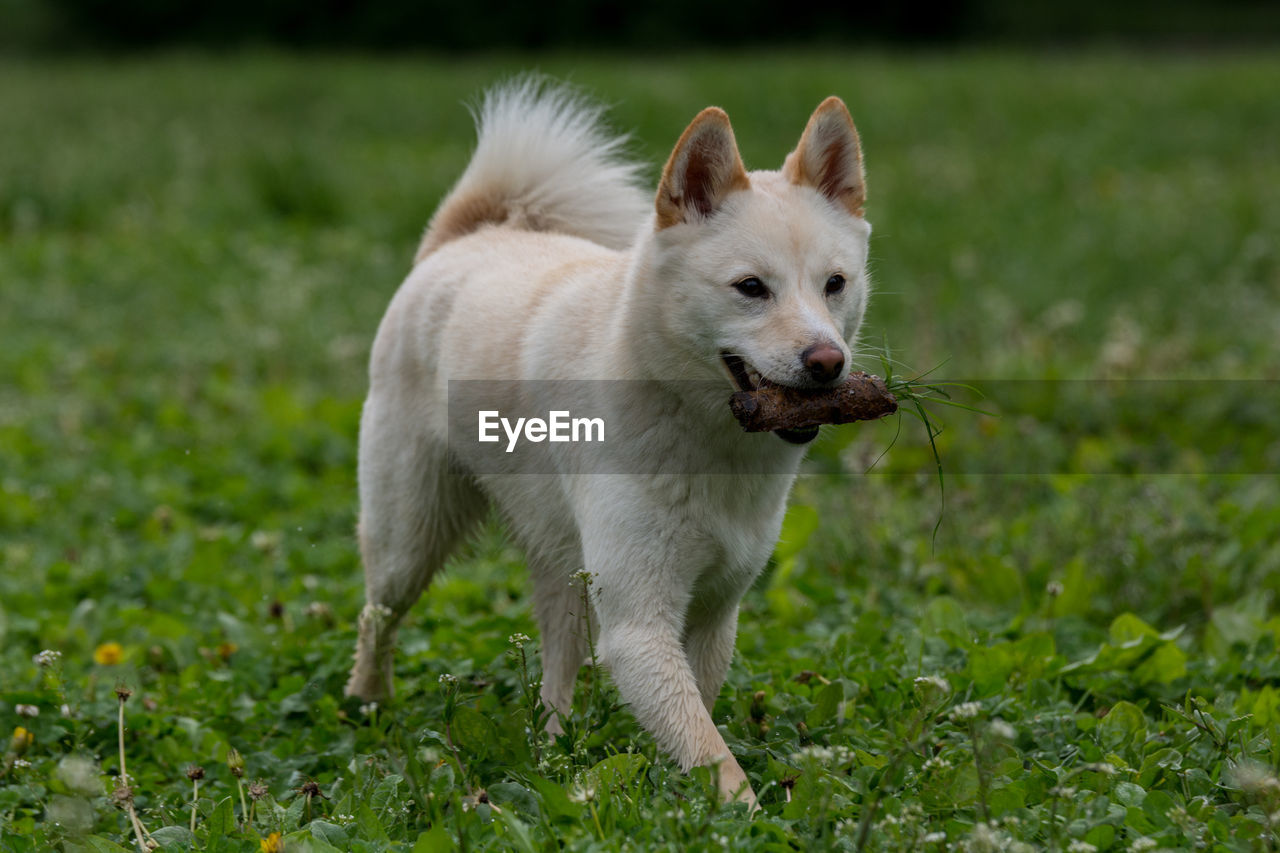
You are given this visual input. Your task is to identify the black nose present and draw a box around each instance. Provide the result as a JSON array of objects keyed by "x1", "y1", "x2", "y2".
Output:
[{"x1": 801, "y1": 343, "x2": 845, "y2": 382}]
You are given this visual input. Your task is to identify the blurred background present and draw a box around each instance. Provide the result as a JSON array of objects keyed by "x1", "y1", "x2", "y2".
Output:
[{"x1": 4, "y1": 0, "x2": 1280, "y2": 50}]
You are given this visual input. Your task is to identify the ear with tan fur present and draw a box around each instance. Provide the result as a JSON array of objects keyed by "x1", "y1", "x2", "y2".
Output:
[
  {"x1": 655, "y1": 107, "x2": 750, "y2": 229},
  {"x1": 783, "y1": 96, "x2": 866, "y2": 217}
]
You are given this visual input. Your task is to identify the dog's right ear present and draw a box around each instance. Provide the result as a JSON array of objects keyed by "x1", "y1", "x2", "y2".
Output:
[{"x1": 655, "y1": 108, "x2": 750, "y2": 230}]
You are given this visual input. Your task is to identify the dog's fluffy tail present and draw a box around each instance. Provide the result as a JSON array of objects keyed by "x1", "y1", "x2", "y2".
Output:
[{"x1": 415, "y1": 79, "x2": 651, "y2": 262}]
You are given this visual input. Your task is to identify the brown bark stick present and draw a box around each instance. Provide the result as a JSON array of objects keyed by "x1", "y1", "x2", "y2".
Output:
[{"x1": 729, "y1": 372, "x2": 898, "y2": 433}]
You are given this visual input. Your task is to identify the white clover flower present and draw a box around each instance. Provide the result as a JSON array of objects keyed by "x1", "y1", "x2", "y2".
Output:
[
  {"x1": 789, "y1": 744, "x2": 853, "y2": 766},
  {"x1": 791, "y1": 745, "x2": 828, "y2": 763},
  {"x1": 965, "y1": 822, "x2": 1001, "y2": 853},
  {"x1": 567, "y1": 784, "x2": 596, "y2": 803},
  {"x1": 914, "y1": 675, "x2": 952, "y2": 695},
  {"x1": 15, "y1": 704, "x2": 38, "y2": 718},
  {"x1": 249, "y1": 530, "x2": 282, "y2": 552},
  {"x1": 46, "y1": 794, "x2": 95, "y2": 835},
  {"x1": 987, "y1": 719, "x2": 1016, "y2": 741},
  {"x1": 57, "y1": 755, "x2": 102, "y2": 796},
  {"x1": 1046, "y1": 580, "x2": 1065, "y2": 597},
  {"x1": 304, "y1": 601, "x2": 332, "y2": 619},
  {"x1": 950, "y1": 701, "x2": 983, "y2": 722},
  {"x1": 1226, "y1": 760, "x2": 1280, "y2": 795}
]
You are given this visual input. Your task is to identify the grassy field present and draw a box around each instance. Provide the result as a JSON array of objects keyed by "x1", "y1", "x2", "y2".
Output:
[{"x1": 2, "y1": 51, "x2": 1279, "y2": 851}]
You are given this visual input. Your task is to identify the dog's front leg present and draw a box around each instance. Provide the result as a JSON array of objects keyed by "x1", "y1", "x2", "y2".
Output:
[{"x1": 582, "y1": 525, "x2": 755, "y2": 807}]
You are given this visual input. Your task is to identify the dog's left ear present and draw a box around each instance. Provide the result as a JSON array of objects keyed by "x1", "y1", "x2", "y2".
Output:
[{"x1": 783, "y1": 96, "x2": 866, "y2": 217}]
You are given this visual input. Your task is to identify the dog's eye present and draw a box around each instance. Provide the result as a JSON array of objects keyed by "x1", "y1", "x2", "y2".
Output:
[
  {"x1": 733, "y1": 277, "x2": 769, "y2": 299},
  {"x1": 825, "y1": 274, "x2": 846, "y2": 295}
]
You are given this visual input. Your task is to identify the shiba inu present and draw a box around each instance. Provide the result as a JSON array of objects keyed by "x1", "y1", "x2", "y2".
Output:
[{"x1": 345, "y1": 79, "x2": 871, "y2": 806}]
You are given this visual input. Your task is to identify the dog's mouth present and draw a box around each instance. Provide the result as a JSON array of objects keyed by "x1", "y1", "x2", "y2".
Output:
[
  {"x1": 721, "y1": 353, "x2": 820, "y2": 445},
  {"x1": 722, "y1": 352, "x2": 766, "y2": 392}
]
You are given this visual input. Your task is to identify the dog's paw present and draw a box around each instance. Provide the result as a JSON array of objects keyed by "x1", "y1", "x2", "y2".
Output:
[{"x1": 714, "y1": 756, "x2": 758, "y2": 813}]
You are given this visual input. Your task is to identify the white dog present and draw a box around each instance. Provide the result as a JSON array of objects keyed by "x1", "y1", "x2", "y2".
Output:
[{"x1": 345, "y1": 80, "x2": 871, "y2": 806}]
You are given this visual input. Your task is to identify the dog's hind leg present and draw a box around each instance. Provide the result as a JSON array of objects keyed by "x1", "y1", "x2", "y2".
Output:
[
  {"x1": 528, "y1": 551, "x2": 594, "y2": 734},
  {"x1": 684, "y1": 604, "x2": 740, "y2": 714},
  {"x1": 346, "y1": 408, "x2": 486, "y2": 701}
]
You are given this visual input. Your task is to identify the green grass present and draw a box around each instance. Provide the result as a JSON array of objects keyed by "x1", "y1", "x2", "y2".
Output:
[{"x1": 2, "y1": 50, "x2": 1279, "y2": 852}]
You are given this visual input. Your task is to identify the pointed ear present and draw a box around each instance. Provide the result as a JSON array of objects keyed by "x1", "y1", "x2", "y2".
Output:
[
  {"x1": 783, "y1": 96, "x2": 866, "y2": 217},
  {"x1": 655, "y1": 107, "x2": 750, "y2": 229}
]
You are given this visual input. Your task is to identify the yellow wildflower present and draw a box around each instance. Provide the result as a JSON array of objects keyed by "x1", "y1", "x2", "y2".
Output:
[
  {"x1": 93, "y1": 643, "x2": 124, "y2": 666},
  {"x1": 11, "y1": 726, "x2": 34, "y2": 754},
  {"x1": 260, "y1": 832, "x2": 283, "y2": 852}
]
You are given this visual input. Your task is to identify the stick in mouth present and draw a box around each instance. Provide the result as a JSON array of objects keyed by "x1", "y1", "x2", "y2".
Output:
[{"x1": 728, "y1": 371, "x2": 898, "y2": 440}]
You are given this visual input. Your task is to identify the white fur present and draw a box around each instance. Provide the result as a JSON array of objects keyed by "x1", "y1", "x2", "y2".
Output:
[
  {"x1": 347, "y1": 82, "x2": 873, "y2": 808},
  {"x1": 416, "y1": 77, "x2": 650, "y2": 260}
]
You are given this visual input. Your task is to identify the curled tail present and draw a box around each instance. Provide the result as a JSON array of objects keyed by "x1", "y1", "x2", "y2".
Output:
[{"x1": 415, "y1": 79, "x2": 651, "y2": 262}]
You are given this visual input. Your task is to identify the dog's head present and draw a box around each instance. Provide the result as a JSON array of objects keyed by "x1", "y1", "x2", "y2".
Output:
[{"x1": 644, "y1": 98, "x2": 871, "y2": 425}]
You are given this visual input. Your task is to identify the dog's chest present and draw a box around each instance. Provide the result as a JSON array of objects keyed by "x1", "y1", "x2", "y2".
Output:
[{"x1": 659, "y1": 473, "x2": 793, "y2": 603}]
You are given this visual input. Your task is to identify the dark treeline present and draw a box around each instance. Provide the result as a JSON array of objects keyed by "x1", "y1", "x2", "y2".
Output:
[{"x1": 7, "y1": 0, "x2": 1280, "y2": 50}]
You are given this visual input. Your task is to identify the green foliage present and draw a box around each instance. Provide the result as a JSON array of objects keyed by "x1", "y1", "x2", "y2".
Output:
[{"x1": 3, "y1": 51, "x2": 1280, "y2": 851}]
